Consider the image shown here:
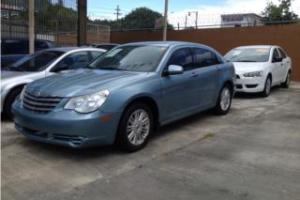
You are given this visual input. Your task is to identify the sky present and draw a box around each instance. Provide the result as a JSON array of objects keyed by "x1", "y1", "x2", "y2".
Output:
[{"x1": 88, "y1": 0, "x2": 300, "y2": 27}]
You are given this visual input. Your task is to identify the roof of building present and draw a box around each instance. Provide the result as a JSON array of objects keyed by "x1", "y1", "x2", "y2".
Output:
[{"x1": 221, "y1": 13, "x2": 263, "y2": 21}]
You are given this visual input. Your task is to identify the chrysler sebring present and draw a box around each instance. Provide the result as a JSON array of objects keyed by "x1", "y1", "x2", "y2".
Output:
[{"x1": 13, "y1": 42, "x2": 235, "y2": 152}]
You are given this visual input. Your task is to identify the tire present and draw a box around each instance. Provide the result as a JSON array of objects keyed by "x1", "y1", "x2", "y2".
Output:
[
  {"x1": 116, "y1": 103, "x2": 153, "y2": 152},
  {"x1": 281, "y1": 71, "x2": 291, "y2": 88},
  {"x1": 262, "y1": 76, "x2": 272, "y2": 97},
  {"x1": 3, "y1": 87, "x2": 23, "y2": 119},
  {"x1": 214, "y1": 84, "x2": 233, "y2": 115}
]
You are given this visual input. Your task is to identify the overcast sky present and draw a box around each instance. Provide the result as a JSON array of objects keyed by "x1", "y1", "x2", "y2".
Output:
[{"x1": 88, "y1": 0, "x2": 300, "y2": 27}]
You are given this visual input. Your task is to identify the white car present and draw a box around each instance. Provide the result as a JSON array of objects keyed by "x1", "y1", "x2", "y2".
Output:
[
  {"x1": 225, "y1": 45, "x2": 292, "y2": 97},
  {"x1": 1, "y1": 47, "x2": 106, "y2": 118}
]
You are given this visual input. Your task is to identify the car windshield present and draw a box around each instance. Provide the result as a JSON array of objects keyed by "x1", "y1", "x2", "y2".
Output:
[
  {"x1": 88, "y1": 45, "x2": 168, "y2": 72},
  {"x1": 8, "y1": 50, "x2": 64, "y2": 72},
  {"x1": 225, "y1": 48, "x2": 271, "y2": 62}
]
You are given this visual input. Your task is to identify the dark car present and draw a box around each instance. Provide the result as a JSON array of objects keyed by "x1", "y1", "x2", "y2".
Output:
[
  {"x1": 91, "y1": 43, "x2": 119, "y2": 51},
  {"x1": 1, "y1": 38, "x2": 56, "y2": 68}
]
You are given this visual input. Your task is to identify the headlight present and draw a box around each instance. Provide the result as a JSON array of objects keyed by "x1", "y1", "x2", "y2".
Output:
[
  {"x1": 64, "y1": 90, "x2": 109, "y2": 113},
  {"x1": 243, "y1": 71, "x2": 263, "y2": 77}
]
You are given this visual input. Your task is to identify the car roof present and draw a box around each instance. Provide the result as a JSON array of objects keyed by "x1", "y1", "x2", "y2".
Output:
[
  {"x1": 92, "y1": 43, "x2": 119, "y2": 46},
  {"x1": 43, "y1": 47, "x2": 105, "y2": 52},
  {"x1": 235, "y1": 45, "x2": 277, "y2": 49},
  {"x1": 119, "y1": 41, "x2": 213, "y2": 49}
]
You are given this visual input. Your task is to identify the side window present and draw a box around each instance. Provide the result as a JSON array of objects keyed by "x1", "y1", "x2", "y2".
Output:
[
  {"x1": 278, "y1": 48, "x2": 287, "y2": 59},
  {"x1": 3, "y1": 40, "x2": 28, "y2": 54},
  {"x1": 52, "y1": 51, "x2": 89, "y2": 72},
  {"x1": 272, "y1": 49, "x2": 281, "y2": 62},
  {"x1": 167, "y1": 48, "x2": 193, "y2": 70},
  {"x1": 90, "y1": 51, "x2": 104, "y2": 60},
  {"x1": 35, "y1": 41, "x2": 48, "y2": 50},
  {"x1": 192, "y1": 48, "x2": 221, "y2": 67}
]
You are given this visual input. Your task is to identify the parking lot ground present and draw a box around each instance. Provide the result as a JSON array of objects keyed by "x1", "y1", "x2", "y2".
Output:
[{"x1": 2, "y1": 83, "x2": 300, "y2": 200}]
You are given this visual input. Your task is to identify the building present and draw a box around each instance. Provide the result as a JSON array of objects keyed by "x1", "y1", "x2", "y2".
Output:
[{"x1": 221, "y1": 13, "x2": 263, "y2": 28}]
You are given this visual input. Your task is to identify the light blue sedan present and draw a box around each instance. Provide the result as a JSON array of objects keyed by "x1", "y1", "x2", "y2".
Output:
[{"x1": 12, "y1": 41, "x2": 235, "y2": 152}]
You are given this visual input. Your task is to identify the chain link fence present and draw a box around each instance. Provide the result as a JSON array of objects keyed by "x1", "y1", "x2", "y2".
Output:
[{"x1": 1, "y1": 0, "x2": 110, "y2": 46}]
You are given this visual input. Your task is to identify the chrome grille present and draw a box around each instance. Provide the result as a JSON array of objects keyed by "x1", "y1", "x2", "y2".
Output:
[{"x1": 23, "y1": 91, "x2": 62, "y2": 113}]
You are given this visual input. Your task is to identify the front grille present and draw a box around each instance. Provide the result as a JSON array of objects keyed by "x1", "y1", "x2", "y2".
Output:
[
  {"x1": 23, "y1": 91, "x2": 62, "y2": 113},
  {"x1": 246, "y1": 84, "x2": 258, "y2": 88},
  {"x1": 236, "y1": 84, "x2": 243, "y2": 89}
]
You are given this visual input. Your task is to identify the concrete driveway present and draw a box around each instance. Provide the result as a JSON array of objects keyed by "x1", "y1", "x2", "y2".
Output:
[{"x1": 2, "y1": 83, "x2": 300, "y2": 200}]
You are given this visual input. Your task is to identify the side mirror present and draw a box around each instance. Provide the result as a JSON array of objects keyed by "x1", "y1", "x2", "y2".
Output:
[{"x1": 166, "y1": 65, "x2": 184, "y2": 76}]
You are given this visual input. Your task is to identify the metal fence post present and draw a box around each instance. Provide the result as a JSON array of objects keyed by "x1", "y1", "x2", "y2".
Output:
[
  {"x1": 28, "y1": 0, "x2": 35, "y2": 54},
  {"x1": 77, "y1": 0, "x2": 87, "y2": 46}
]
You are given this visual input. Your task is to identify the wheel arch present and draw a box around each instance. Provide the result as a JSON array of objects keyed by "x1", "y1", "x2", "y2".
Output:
[
  {"x1": 122, "y1": 95, "x2": 160, "y2": 129},
  {"x1": 3, "y1": 84, "x2": 26, "y2": 105}
]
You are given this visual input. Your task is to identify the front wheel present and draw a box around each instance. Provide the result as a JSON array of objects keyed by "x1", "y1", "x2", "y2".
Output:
[
  {"x1": 262, "y1": 76, "x2": 272, "y2": 97},
  {"x1": 3, "y1": 87, "x2": 23, "y2": 119},
  {"x1": 281, "y1": 71, "x2": 291, "y2": 88},
  {"x1": 214, "y1": 84, "x2": 232, "y2": 115},
  {"x1": 116, "y1": 103, "x2": 153, "y2": 152}
]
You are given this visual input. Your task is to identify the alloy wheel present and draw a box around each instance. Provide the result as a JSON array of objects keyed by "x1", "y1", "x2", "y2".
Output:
[
  {"x1": 126, "y1": 109, "x2": 150, "y2": 146},
  {"x1": 220, "y1": 87, "x2": 231, "y2": 111}
]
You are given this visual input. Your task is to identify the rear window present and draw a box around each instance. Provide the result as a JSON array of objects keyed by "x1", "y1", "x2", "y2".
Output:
[{"x1": 2, "y1": 40, "x2": 29, "y2": 54}]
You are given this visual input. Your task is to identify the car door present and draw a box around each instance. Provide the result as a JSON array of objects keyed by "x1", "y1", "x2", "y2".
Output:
[
  {"x1": 191, "y1": 47, "x2": 220, "y2": 109},
  {"x1": 160, "y1": 47, "x2": 199, "y2": 121},
  {"x1": 49, "y1": 51, "x2": 91, "y2": 73},
  {"x1": 271, "y1": 48, "x2": 283, "y2": 85},
  {"x1": 278, "y1": 48, "x2": 290, "y2": 82}
]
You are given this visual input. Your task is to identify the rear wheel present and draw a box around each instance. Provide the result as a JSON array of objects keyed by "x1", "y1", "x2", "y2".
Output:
[
  {"x1": 116, "y1": 103, "x2": 153, "y2": 152},
  {"x1": 214, "y1": 84, "x2": 232, "y2": 115},
  {"x1": 3, "y1": 87, "x2": 23, "y2": 119},
  {"x1": 262, "y1": 76, "x2": 272, "y2": 97},
  {"x1": 281, "y1": 71, "x2": 291, "y2": 88}
]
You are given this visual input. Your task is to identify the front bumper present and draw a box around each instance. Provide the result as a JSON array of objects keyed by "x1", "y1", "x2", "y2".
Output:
[
  {"x1": 235, "y1": 75, "x2": 265, "y2": 93},
  {"x1": 12, "y1": 100, "x2": 122, "y2": 148}
]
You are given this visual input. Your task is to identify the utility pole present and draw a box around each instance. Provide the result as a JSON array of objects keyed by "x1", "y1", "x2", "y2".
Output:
[
  {"x1": 28, "y1": 0, "x2": 35, "y2": 54},
  {"x1": 185, "y1": 14, "x2": 188, "y2": 29},
  {"x1": 114, "y1": 5, "x2": 122, "y2": 21},
  {"x1": 163, "y1": 0, "x2": 168, "y2": 41},
  {"x1": 188, "y1": 11, "x2": 198, "y2": 29},
  {"x1": 77, "y1": 0, "x2": 87, "y2": 46},
  {"x1": 195, "y1": 11, "x2": 198, "y2": 29}
]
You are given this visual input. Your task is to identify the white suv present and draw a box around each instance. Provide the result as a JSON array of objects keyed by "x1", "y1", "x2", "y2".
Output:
[{"x1": 225, "y1": 45, "x2": 292, "y2": 97}]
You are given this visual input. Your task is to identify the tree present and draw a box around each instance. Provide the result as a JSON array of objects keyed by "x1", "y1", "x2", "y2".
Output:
[
  {"x1": 262, "y1": 0, "x2": 298, "y2": 23},
  {"x1": 93, "y1": 7, "x2": 173, "y2": 31}
]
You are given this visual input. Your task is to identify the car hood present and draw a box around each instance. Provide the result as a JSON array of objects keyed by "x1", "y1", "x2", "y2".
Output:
[
  {"x1": 1, "y1": 70, "x2": 34, "y2": 80},
  {"x1": 26, "y1": 69, "x2": 151, "y2": 97},
  {"x1": 232, "y1": 62, "x2": 267, "y2": 74}
]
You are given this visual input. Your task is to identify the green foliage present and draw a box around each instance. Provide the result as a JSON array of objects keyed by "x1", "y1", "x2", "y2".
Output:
[
  {"x1": 35, "y1": 1, "x2": 77, "y2": 32},
  {"x1": 93, "y1": 7, "x2": 173, "y2": 31},
  {"x1": 262, "y1": 0, "x2": 298, "y2": 23}
]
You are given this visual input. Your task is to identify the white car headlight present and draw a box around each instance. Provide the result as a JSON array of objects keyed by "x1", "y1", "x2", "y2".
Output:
[
  {"x1": 243, "y1": 71, "x2": 263, "y2": 77},
  {"x1": 64, "y1": 90, "x2": 109, "y2": 113}
]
